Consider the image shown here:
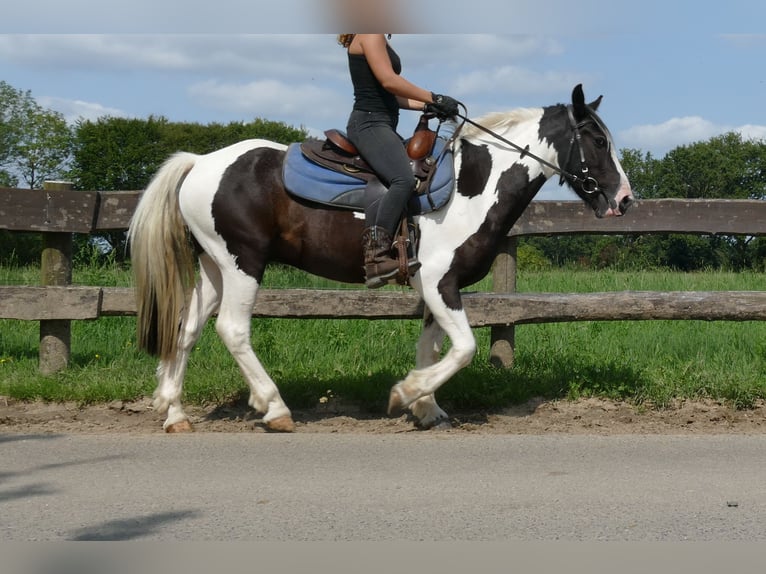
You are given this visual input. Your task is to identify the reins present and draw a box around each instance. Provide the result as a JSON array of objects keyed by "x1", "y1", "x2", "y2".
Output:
[{"x1": 452, "y1": 105, "x2": 615, "y2": 209}]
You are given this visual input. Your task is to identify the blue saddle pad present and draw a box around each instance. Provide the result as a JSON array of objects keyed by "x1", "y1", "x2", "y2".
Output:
[{"x1": 282, "y1": 138, "x2": 455, "y2": 215}]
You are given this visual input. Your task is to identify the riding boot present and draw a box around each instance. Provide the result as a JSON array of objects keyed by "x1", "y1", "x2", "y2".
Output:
[
  {"x1": 361, "y1": 226, "x2": 400, "y2": 289},
  {"x1": 362, "y1": 226, "x2": 420, "y2": 289}
]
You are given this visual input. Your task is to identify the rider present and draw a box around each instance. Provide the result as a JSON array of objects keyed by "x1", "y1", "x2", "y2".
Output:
[{"x1": 339, "y1": 34, "x2": 460, "y2": 288}]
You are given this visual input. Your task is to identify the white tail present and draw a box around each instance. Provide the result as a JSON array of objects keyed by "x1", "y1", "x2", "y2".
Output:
[{"x1": 127, "y1": 152, "x2": 198, "y2": 359}]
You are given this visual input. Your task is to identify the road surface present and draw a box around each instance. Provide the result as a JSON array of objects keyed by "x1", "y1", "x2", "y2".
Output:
[{"x1": 2, "y1": 433, "x2": 765, "y2": 541}]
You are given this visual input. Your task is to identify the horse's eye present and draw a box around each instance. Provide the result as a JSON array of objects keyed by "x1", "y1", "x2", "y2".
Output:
[{"x1": 594, "y1": 136, "x2": 607, "y2": 149}]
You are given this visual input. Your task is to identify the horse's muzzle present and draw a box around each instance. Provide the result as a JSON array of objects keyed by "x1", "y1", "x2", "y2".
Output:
[
  {"x1": 605, "y1": 194, "x2": 635, "y2": 217},
  {"x1": 617, "y1": 195, "x2": 635, "y2": 215}
]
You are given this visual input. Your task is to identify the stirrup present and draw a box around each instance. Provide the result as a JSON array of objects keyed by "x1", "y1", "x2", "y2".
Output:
[{"x1": 392, "y1": 218, "x2": 420, "y2": 286}]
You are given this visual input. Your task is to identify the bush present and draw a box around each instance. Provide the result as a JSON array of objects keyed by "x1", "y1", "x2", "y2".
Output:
[{"x1": 516, "y1": 242, "x2": 551, "y2": 271}]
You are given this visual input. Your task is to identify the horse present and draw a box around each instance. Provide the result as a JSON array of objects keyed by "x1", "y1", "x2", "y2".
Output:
[{"x1": 127, "y1": 84, "x2": 634, "y2": 433}]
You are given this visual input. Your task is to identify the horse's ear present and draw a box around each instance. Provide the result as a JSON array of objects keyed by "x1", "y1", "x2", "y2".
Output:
[
  {"x1": 588, "y1": 95, "x2": 603, "y2": 112},
  {"x1": 572, "y1": 84, "x2": 587, "y2": 120}
]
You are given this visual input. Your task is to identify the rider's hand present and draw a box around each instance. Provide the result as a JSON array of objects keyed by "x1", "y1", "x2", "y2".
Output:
[{"x1": 425, "y1": 93, "x2": 460, "y2": 120}]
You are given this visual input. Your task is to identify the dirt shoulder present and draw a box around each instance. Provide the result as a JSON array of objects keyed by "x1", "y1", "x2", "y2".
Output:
[{"x1": 2, "y1": 395, "x2": 765, "y2": 435}]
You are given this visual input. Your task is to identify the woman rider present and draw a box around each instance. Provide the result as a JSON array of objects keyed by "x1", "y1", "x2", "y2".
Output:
[{"x1": 339, "y1": 34, "x2": 459, "y2": 288}]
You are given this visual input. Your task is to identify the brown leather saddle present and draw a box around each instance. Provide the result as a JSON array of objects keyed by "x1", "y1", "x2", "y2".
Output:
[{"x1": 300, "y1": 114, "x2": 439, "y2": 187}]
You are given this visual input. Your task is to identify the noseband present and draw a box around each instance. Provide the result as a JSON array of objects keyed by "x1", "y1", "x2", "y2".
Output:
[{"x1": 456, "y1": 105, "x2": 617, "y2": 211}]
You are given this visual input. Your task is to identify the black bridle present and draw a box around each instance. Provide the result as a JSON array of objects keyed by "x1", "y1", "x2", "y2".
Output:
[{"x1": 453, "y1": 105, "x2": 617, "y2": 211}]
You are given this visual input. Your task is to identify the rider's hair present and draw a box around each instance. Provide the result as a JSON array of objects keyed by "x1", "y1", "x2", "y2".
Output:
[{"x1": 337, "y1": 34, "x2": 355, "y2": 48}]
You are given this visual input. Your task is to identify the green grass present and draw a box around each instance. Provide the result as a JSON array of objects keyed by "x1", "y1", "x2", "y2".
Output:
[{"x1": 1, "y1": 263, "x2": 765, "y2": 411}]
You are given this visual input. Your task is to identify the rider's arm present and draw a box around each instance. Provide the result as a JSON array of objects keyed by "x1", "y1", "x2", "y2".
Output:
[
  {"x1": 356, "y1": 34, "x2": 434, "y2": 105},
  {"x1": 396, "y1": 96, "x2": 427, "y2": 111}
]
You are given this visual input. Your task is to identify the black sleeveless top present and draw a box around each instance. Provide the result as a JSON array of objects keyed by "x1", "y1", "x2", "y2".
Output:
[{"x1": 348, "y1": 43, "x2": 402, "y2": 117}]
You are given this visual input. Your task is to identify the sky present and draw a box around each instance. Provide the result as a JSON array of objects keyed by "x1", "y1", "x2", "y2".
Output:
[{"x1": 1, "y1": 2, "x2": 765, "y2": 199}]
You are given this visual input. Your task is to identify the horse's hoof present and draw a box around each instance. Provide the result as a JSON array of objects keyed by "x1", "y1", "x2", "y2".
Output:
[
  {"x1": 417, "y1": 418, "x2": 453, "y2": 431},
  {"x1": 265, "y1": 415, "x2": 295, "y2": 433},
  {"x1": 387, "y1": 388, "x2": 407, "y2": 417},
  {"x1": 165, "y1": 420, "x2": 194, "y2": 433}
]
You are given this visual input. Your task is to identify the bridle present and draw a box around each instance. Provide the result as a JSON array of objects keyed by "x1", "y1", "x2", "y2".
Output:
[{"x1": 453, "y1": 104, "x2": 618, "y2": 211}]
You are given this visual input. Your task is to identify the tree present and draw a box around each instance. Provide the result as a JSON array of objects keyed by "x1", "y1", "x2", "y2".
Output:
[
  {"x1": 617, "y1": 133, "x2": 766, "y2": 270},
  {"x1": 0, "y1": 80, "x2": 72, "y2": 189},
  {"x1": 651, "y1": 132, "x2": 766, "y2": 200},
  {"x1": 621, "y1": 134, "x2": 766, "y2": 201},
  {"x1": 12, "y1": 106, "x2": 72, "y2": 189},
  {"x1": 1, "y1": 82, "x2": 73, "y2": 265},
  {"x1": 70, "y1": 116, "x2": 168, "y2": 192},
  {"x1": 69, "y1": 116, "x2": 308, "y2": 260},
  {"x1": 70, "y1": 116, "x2": 308, "y2": 192},
  {"x1": 0, "y1": 81, "x2": 24, "y2": 187},
  {"x1": 619, "y1": 148, "x2": 659, "y2": 200},
  {"x1": 0, "y1": 169, "x2": 16, "y2": 187},
  {"x1": 531, "y1": 134, "x2": 766, "y2": 270}
]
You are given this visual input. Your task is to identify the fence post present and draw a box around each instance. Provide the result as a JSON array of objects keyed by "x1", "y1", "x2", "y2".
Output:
[
  {"x1": 39, "y1": 180, "x2": 74, "y2": 374},
  {"x1": 490, "y1": 236, "x2": 518, "y2": 368}
]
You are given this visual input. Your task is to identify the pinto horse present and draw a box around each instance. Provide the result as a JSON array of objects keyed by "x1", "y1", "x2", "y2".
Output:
[{"x1": 128, "y1": 85, "x2": 634, "y2": 433}]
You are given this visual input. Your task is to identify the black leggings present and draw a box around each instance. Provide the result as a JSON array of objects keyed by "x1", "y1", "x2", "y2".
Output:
[{"x1": 347, "y1": 110, "x2": 416, "y2": 237}]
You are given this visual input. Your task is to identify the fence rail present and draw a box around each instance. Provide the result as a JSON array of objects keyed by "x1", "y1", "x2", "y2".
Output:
[
  {"x1": 3, "y1": 286, "x2": 766, "y2": 324},
  {"x1": 3, "y1": 187, "x2": 766, "y2": 235},
  {"x1": 2, "y1": 184, "x2": 766, "y2": 373}
]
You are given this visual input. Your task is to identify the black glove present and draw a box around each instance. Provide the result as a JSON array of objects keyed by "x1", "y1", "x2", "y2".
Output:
[{"x1": 425, "y1": 93, "x2": 460, "y2": 120}]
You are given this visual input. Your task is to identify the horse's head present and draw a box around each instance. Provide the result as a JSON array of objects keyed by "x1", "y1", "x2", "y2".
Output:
[{"x1": 557, "y1": 84, "x2": 634, "y2": 218}]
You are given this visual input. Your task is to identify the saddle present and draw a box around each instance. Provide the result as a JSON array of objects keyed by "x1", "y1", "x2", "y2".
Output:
[
  {"x1": 300, "y1": 114, "x2": 440, "y2": 190},
  {"x1": 283, "y1": 116, "x2": 457, "y2": 287},
  {"x1": 295, "y1": 116, "x2": 443, "y2": 286},
  {"x1": 282, "y1": 121, "x2": 456, "y2": 217}
]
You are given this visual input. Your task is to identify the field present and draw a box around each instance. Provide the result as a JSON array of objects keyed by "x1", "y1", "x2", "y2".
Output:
[{"x1": 1, "y1": 263, "x2": 765, "y2": 414}]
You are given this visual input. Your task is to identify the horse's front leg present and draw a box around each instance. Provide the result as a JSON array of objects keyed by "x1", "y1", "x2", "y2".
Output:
[
  {"x1": 408, "y1": 308, "x2": 451, "y2": 429},
  {"x1": 389, "y1": 287, "x2": 476, "y2": 417},
  {"x1": 215, "y1": 269, "x2": 294, "y2": 432}
]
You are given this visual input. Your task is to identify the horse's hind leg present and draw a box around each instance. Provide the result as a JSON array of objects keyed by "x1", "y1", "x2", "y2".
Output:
[
  {"x1": 408, "y1": 308, "x2": 451, "y2": 429},
  {"x1": 154, "y1": 254, "x2": 221, "y2": 432},
  {"x1": 215, "y1": 267, "x2": 294, "y2": 432}
]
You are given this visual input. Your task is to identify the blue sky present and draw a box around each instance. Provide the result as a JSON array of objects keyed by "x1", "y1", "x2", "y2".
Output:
[{"x1": 1, "y1": 2, "x2": 764, "y2": 198}]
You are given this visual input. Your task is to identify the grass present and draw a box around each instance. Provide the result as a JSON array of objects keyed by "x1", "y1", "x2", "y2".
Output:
[{"x1": 1, "y1": 262, "x2": 765, "y2": 412}]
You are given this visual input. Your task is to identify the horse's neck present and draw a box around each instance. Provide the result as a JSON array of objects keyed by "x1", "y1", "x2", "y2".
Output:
[
  {"x1": 470, "y1": 115, "x2": 557, "y2": 182},
  {"x1": 454, "y1": 114, "x2": 556, "y2": 236},
  {"x1": 456, "y1": 113, "x2": 558, "y2": 208}
]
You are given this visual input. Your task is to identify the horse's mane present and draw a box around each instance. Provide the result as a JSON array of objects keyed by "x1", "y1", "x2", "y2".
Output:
[{"x1": 460, "y1": 107, "x2": 544, "y2": 139}]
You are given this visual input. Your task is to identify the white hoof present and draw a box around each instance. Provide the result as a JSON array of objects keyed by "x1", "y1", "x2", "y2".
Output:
[
  {"x1": 165, "y1": 419, "x2": 194, "y2": 433},
  {"x1": 388, "y1": 386, "x2": 408, "y2": 417},
  {"x1": 416, "y1": 416, "x2": 452, "y2": 431}
]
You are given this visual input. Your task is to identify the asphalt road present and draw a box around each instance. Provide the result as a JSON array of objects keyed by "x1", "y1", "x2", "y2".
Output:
[{"x1": 2, "y1": 433, "x2": 765, "y2": 542}]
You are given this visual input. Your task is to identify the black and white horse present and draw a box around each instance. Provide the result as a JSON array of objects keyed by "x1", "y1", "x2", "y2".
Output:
[{"x1": 127, "y1": 85, "x2": 634, "y2": 432}]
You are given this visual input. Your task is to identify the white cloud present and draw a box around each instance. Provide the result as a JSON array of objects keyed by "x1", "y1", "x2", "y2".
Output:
[
  {"x1": 738, "y1": 124, "x2": 766, "y2": 141},
  {"x1": 1, "y1": 1, "x2": 322, "y2": 33},
  {"x1": 451, "y1": 65, "x2": 587, "y2": 98},
  {"x1": 0, "y1": 1, "x2": 622, "y2": 34},
  {"x1": 0, "y1": 35, "x2": 347, "y2": 80},
  {"x1": 0, "y1": 35, "x2": 187, "y2": 71},
  {"x1": 188, "y1": 79, "x2": 348, "y2": 122},
  {"x1": 36, "y1": 96, "x2": 129, "y2": 124},
  {"x1": 619, "y1": 116, "x2": 766, "y2": 155},
  {"x1": 396, "y1": 35, "x2": 564, "y2": 68},
  {"x1": 0, "y1": 34, "x2": 566, "y2": 83}
]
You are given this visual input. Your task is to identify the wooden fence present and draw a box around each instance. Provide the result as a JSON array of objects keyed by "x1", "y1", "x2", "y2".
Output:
[{"x1": 2, "y1": 182, "x2": 766, "y2": 373}]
